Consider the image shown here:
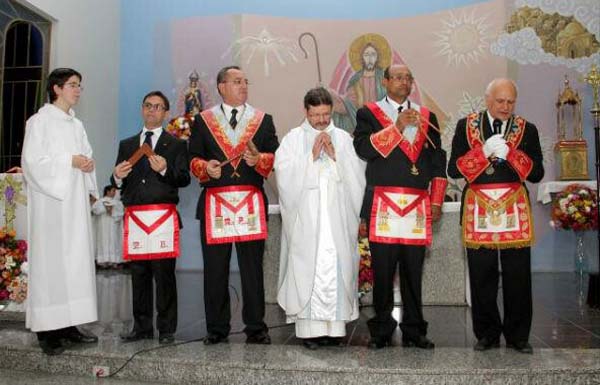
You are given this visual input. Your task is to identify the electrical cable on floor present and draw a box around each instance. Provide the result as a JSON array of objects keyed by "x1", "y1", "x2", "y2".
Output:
[
  {"x1": 103, "y1": 285, "x2": 292, "y2": 378},
  {"x1": 104, "y1": 286, "x2": 380, "y2": 378}
]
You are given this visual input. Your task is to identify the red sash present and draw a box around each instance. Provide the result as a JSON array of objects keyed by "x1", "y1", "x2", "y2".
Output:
[
  {"x1": 123, "y1": 204, "x2": 179, "y2": 260},
  {"x1": 369, "y1": 186, "x2": 432, "y2": 245},
  {"x1": 200, "y1": 109, "x2": 264, "y2": 172},
  {"x1": 205, "y1": 185, "x2": 267, "y2": 244},
  {"x1": 365, "y1": 102, "x2": 430, "y2": 163}
]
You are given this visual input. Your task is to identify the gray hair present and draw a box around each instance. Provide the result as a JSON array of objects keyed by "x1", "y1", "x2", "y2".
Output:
[{"x1": 485, "y1": 78, "x2": 518, "y2": 97}]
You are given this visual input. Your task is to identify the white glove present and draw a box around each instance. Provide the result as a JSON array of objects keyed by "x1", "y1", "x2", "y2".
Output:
[
  {"x1": 494, "y1": 141, "x2": 509, "y2": 160},
  {"x1": 483, "y1": 134, "x2": 504, "y2": 158}
]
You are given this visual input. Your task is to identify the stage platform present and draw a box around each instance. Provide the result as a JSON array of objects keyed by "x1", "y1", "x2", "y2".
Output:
[{"x1": 1, "y1": 272, "x2": 599, "y2": 384}]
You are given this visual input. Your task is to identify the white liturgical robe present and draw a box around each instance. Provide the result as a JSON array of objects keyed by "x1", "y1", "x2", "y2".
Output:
[
  {"x1": 276, "y1": 120, "x2": 365, "y2": 337},
  {"x1": 92, "y1": 197, "x2": 124, "y2": 264},
  {"x1": 22, "y1": 103, "x2": 99, "y2": 332}
]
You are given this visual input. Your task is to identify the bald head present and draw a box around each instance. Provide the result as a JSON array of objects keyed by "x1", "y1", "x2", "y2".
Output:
[
  {"x1": 485, "y1": 78, "x2": 518, "y2": 98},
  {"x1": 485, "y1": 78, "x2": 518, "y2": 121}
]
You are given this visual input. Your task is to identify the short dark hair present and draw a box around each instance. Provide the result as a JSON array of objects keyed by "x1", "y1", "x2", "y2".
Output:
[
  {"x1": 303, "y1": 87, "x2": 333, "y2": 110},
  {"x1": 216, "y1": 65, "x2": 241, "y2": 85},
  {"x1": 103, "y1": 185, "x2": 115, "y2": 196},
  {"x1": 142, "y1": 90, "x2": 170, "y2": 111},
  {"x1": 47, "y1": 68, "x2": 82, "y2": 102},
  {"x1": 383, "y1": 66, "x2": 391, "y2": 79},
  {"x1": 383, "y1": 65, "x2": 413, "y2": 80}
]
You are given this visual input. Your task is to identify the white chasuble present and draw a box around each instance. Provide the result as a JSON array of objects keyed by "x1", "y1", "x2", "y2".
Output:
[{"x1": 276, "y1": 121, "x2": 366, "y2": 337}]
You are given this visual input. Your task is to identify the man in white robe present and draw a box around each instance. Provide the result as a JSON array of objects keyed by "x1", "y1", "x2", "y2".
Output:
[
  {"x1": 92, "y1": 185, "x2": 124, "y2": 266},
  {"x1": 276, "y1": 87, "x2": 366, "y2": 349},
  {"x1": 21, "y1": 68, "x2": 99, "y2": 355}
]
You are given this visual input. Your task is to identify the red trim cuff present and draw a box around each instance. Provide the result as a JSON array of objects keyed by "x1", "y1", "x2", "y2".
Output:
[
  {"x1": 254, "y1": 152, "x2": 274, "y2": 178},
  {"x1": 456, "y1": 147, "x2": 490, "y2": 183},
  {"x1": 190, "y1": 157, "x2": 210, "y2": 183},
  {"x1": 430, "y1": 177, "x2": 448, "y2": 206},
  {"x1": 369, "y1": 125, "x2": 402, "y2": 158},
  {"x1": 506, "y1": 148, "x2": 533, "y2": 181}
]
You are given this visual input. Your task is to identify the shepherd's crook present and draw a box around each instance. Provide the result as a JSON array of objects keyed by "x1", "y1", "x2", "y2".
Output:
[{"x1": 298, "y1": 32, "x2": 322, "y2": 85}]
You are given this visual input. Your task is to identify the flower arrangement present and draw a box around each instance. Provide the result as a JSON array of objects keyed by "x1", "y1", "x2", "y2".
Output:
[
  {"x1": 358, "y1": 236, "x2": 373, "y2": 294},
  {"x1": 165, "y1": 114, "x2": 194, "y2": 140},
  {"x1": 550, "y1": 184, "x2": 598, "y2": 231},
  {"x1": 0, "y1": 227, "x2": 28, "y2": 303}
]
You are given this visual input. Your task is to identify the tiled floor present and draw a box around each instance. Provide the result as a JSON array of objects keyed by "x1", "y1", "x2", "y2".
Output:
[{"x1": 81, "y1": 270, "x2": 600, "y2": 349}]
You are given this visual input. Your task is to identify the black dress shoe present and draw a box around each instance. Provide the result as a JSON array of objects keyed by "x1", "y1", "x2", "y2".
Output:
[
  {"x1": 507, "y1": 341, "x2": 533, "y2": 354},
  {"x1": 159, "y1": 333, "x2": 174, "y2": 345},
  {"x1": 319, "y1": 337, "x2": 344, "y2": 347},
  {"x1": 302, "y1": 338, "x2": 320, "y2": 350},
  {"x1": 120, "y1": 330, "x2": 153, "y2": 342},
  {"x1": 368, "y1": 336, "x2": 393, "y2": 349},
  {"x1": 246, "y1": 332, "x2": 271, "y2": 345},
  {"x1": 203, "y1": 334, "x2": 228, "y2": 345},
  {"x1": 473, "y1": 337, "x2": 500, "y2": 351},
  {"x1": 39, "y1": 338, "x2": 65, "y2": 356},
  {"x1": 63, "y1": 328, "x2": 98, "y2": 344},
  {"x1": 402, "y1": 335, "x2": 435, "y2": 349}
]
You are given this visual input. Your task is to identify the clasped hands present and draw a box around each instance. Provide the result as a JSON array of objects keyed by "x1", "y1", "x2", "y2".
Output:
[
  {"x1": 483, "y1": 134, "x2": 509, "y2": 161},
  {"x1": 312, "y1": 132, "x2": 335, "y2": 161},
  {"x1": 394, "y1": 108, "x2": 420, "y2": 133},
  {"x1": 72, "y1": 155, "x2": 95, "y2": 173}
]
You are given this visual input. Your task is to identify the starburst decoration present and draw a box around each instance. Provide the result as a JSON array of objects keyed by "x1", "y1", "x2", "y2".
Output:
[
  {"x1": 223, "y1": 28, "x2": 299, "y2": 77},
  {"x1": 434, "y1": 10, "x2": 491, "y2": 67}
]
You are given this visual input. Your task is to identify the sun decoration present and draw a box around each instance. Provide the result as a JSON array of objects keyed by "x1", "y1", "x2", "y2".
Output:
[
  {"x1": 434, "y1": 10, "x2": 491, "y2": 67},
  {"x1": 223, "y1": 28, "x2": 298, "y2": 77}
]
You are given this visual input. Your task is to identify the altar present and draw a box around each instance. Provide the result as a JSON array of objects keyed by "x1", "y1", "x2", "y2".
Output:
[{"x1": 263, "y1": 202, "x2": 468, "y2": 306}]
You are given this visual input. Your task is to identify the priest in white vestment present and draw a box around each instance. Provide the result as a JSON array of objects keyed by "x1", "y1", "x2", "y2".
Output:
[
  {"x1": 92, "y1": 185, "x2": 124, "y2": 266},
  {"x1": 21, "y1": 68, "x2": 99, "y2": 355},
  {"x1": 276, "y1": 87, "x2": 366, "y2": 349}
]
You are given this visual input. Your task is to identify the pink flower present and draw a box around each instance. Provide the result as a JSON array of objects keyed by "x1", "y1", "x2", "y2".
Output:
[
  {"x1": 0, "y1": 289, "x2": 9, "y2": 300},
  {"x1": 17, "y1": 240, "x2": 27, "y2": 252}
]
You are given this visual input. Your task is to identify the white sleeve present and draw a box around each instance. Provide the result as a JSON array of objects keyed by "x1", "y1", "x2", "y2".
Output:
[{"x1": 21, "y1": 115, "x2": 73, "y2": 201}]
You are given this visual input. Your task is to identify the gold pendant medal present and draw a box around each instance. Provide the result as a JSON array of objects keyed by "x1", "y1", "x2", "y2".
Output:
[{"x1": 410, "y1": 164, "x2": 419, "y2": 176}]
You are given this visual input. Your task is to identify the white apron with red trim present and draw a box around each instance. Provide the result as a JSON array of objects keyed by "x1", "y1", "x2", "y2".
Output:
[
  {"x1": 123, "y1": 203, "x2": 179, "y2": 260},
  {"x1": 462, "y1": 182, "x2": 534, "y2": 249},
  {"x1": 205, "y1": 185, "x2": 267, "y2": 244},
  {"x1": 369, "y1": 186, "x2": 432, "y2": 245}
]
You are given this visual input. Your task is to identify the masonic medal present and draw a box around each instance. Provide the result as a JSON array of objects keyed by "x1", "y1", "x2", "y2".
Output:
[{"x1": 410, "y1": 164, "x2": 419, "y2": 176}]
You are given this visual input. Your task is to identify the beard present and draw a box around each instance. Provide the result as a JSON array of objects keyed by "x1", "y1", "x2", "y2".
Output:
[{"x1": 363, "y1": 61, "x2": 376, "y2": 71}]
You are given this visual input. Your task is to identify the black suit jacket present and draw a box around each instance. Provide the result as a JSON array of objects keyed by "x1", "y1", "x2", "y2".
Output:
[
  {"x1": 112, "y1": 131, "x2": 191, "y2": 208},
  {"x1": 447, "y1": 111, "x2": 544, "y2": 222},
  {"x1": 353, "y1": 102, "x2": 447, "y2": 218},
  {"x1": 189, "y1": 109, "x2": 279, "y2": 220}
]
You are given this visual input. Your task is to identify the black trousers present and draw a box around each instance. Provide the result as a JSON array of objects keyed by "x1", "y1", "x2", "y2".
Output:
[
  {"x1": 367, "y1": 242, "x2": 427, "y2": 340},
  {"x1": 467, "y1": 247, "x2": 532, "y2": 344},
  {"x1": 200, "y1": 220, "x2": 267, "y2": 338},
  {"x1": 130, "y1": 258, "x2": 178, "y2": 335}
]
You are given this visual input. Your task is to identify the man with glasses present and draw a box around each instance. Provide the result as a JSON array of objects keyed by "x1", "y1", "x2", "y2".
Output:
[
  {"x1": 275, "y1": 87, "x2": 365, "y2": 349},
  {"x1": 22, "y1": 67, "x2": 99, "y2": 355},
  {"x1": 353, "y1": 64, "x2": 447, "y2": 349},
  {"x1": 189, "y1": 66, "x2": 279, "y2": 345},
  {"x1": 112, "y1": 90, "x2": 191, "y2": 345}
]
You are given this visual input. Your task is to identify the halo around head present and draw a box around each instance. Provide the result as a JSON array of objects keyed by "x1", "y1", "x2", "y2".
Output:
[{"x1": 348, "y1": 33, "x2": 392, "y2": 72}]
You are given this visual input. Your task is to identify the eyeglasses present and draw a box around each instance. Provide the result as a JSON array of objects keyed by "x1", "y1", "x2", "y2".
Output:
[
  {"x1": 142, "y1": 102, "x2": 167, "y2": 111},
  {"x1": 388, "y1": 75, "x2": 413, "y2": 82},
  {"x1": 222, "y1": 79, "x2": 250, "y2": 86},
  {"x1": 307, "y1": 112, "x2": 331, "y2": 120},
  {"x1": 65, "y1": 82, "x2": 84, "y2": 91}
]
